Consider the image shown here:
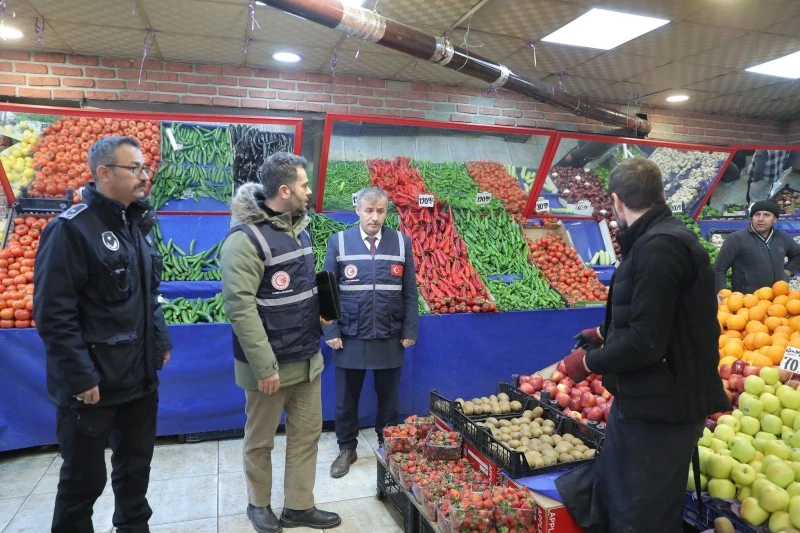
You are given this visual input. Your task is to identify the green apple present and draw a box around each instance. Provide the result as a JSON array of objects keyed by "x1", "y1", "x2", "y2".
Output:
[
  {"x1": 789, "y1": 462, "x2": 800, "y2": 482},
  {"x1": 750, "y1": 459, "x2": 763, "y2": 473},
  {"x1": 737, "y1": 485, "x2": 751, "y2": 503},
  {"x1": 764, "y1": 384, "x2": 777, "y2": 396},
  {"x1": 714, "y1": 423, "x2": 736, "y2": 443},
  {"x1": 719, "y1": 449, "x2": 732, "y2": 457},
  {"x1": 718, "y1": 414, "x2": 741, "y2": 432},
  {"x1": 746, "y1": 375, "x2": 767, "y2": 395},
  {"x1": 758, "y1": 481, "x2": 790, "y2": 512},
  {"x1": 785, "y1": 408, "x2": 800, "y2": 427},
  {"x1": 731, "y1": 463, "x2": 757, "y2": 486},
  {"x1": 687, "y1": 469, "x2": 709, "y2": 491},
  {"x1": 753, "y1": 477, "x2": 772, "y2": 498},
  {"x1": 770, "y1": 510, "x2": 792, "y2": 532},
  {"x1": 791, "y1": 448, "x2": 800, "y2": 462},
  {"x1": 698, "y1": 427, "x2": 713, "y2": 447},
  {"x1": 784, "y1": 427, "x2": 795, "y2": 444},
  {"x1": 780, "y1": 390, "x2": 800, "y2": 410},
  {"x1": 740, "y1": 496, "x2": 770, "y2": 526},
  {"x1": 732, "y1": 408, "x2": 745, "y2": 420},
  {"x1": 794, "y1": 414, "x2": 800, "y2": 432},
  {"x1": 779, "y1": 384, "x2": 794, "y2": 395},
  {"x1": 762, "y1": 393, "x2": 782, "y2": 414},
  {"x1": 741, "y1": 395, "x2": 765, "y2": 418},
  {"x1": 787, "y1": 482, "x2": 800, "y2": 497},
  {"x1": 767, "y1": 460, "x2": 796, "y2": 488},
  {"x1": 710, "y1": 437, "x2": 729, "y2": 452},
  {"x1": 708, "y1": 453, "x2": 735, "y2": 479},
  {"x1": 763, "y1": 455, "x2": 785, "y2": 474},
  {"x1": 740, "y1": 415, "x2": 761, "y2": 436},
  {"x1": 766, "y1": 439, "x2": 792, "y2": 460},
  {"x1": 698, "y1": 446, "x2": 713, "y2": 475},
  {"x1": 762, "y1": 414, "x2": 785, "y2": 435},
  {"x1": 732, "y1": 439, "x2": 757, "y2": 464},
  {"x1": 761, "y1": 365, "x2": 781, "y2": 385},
  {"x1": 792, "y1": 432, "x2": 800, "y2": 450},
  {"x1": 708, "y1": 478, "x2": 737, "y2": 499},
  {"x1": 789, "y1": 495, "x2": 800, "y2": 528}
]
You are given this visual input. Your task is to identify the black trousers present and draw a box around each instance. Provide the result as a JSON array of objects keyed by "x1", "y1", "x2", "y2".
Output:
[
  {"x1": 52, "y1": 392, "x2": 158, "y2": 533},
  {"x1": 335, "y1": 366, "x2": 401, "y2": 450}
]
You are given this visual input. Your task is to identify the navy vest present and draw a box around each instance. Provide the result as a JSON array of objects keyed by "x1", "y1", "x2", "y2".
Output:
[
  {"x1": 335, "y1": 226, "x2": 407, "y2": 339},
  {"x1": 228, "y1": 221, "x2": 320, "y2": 364}
]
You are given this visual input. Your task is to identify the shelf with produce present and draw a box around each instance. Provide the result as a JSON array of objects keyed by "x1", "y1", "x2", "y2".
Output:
[{"x1": 0, "y1": 116, "x2": 46, "y2": 200}]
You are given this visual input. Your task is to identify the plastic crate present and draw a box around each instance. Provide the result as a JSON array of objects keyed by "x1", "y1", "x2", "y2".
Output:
[
  {"x1": 429, "y1": 389, "x2": 453, "y2": 422},
  {"x1": 12, "y1": 186, "x2": 73, "y2": 214},
  {"x1": 423, "y1": 430, "x2": 462, "y2": 461},
  {"x1": 376, "y1": 458, "x2": 417, "y2": 533}
]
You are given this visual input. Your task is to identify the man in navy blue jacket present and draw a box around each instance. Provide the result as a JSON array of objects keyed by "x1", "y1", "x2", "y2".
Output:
[{"x1": 323, "y1": 187, "x2": 419, "y2": 478}]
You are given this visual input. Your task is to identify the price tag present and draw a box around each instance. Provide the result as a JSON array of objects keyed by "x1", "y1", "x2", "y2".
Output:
[
  {"x1": 671, "y1": 201, "x2": 684, "y2": 213},
  {"x1": 475, "y1": 191, "x2": 492, "y2": 205},
  {"x1": 352, "y1": 192, "x2": 359, "y2": 206},
  {"x1": 575, "y1": 200, "x2": 592, "y2": 216},
  {"x1": 536, "y1": 197, "x2": 550, "y2": 213},
  {"x1": 780, "y1": 346, "x2": 800, "y2": 373},
  {"x1": 418, "y1": 194, "x2": 434, "y2": 208},
  {"x1": 165, "y1": 128, "x2": 183, "y2": 151}
]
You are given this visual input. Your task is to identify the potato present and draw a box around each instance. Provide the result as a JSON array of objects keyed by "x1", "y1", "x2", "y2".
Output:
[
  {"x1": 534, "y1": 417, "x2": 544, "y2": 425},
  {"x1": 543, "y1": 419, "x2": 556, "y2": 428},
  {"x1": 575, "y1": 444, "x2": 589, "y2": 453},
  {"x1": 500, "y1": 402, "x2": 511, "y2": 414},
  {"x1": 499, "y1": 419, "x2": 512, "y2": 428},
  {"x1": 584, "y1": 449, "x2": 596, "y2": 459},
  {"x1": 520, "y1": 429, "x2": 532, "y2": 439},
  {"x1": 498, "y1": 392, "x2": 510, "y2": 402},
  {"x1": 559, "y1": 453, "x2": 575, "y2": 464},
  {"x1": 571, "y1": 450, "x2": 585, "y2": 460},
  {"x1": 551, "y1": 434, "x2": 563, "y2": 444},
  {"x1": 491, "y1": 404, "x2": 502, "y2": 415},
  {"x1": 521, "y1": 436, "x2": 530, "y2": 446},
  {"x1": 490, "y1": 394, "x2": 498, "y2": 402},
  {"x1": 542, "y1": 455, "x2": 557, "y2": 467},
  {"x1": 532, "y1": 406, "x2": 544, "y2": 418},
  {"x1": 522, "y1": 409, "x2": 534, "y2": 420},
  {"x1": 531, "y1": 426, "x2": 543, "y2": 438},
  {"x1": 480, "y1": 396, "x2": 490, "y2": 403},
  {"x1": 542, "y1": 425, "x2": 554, "y2": 435},
  {"x1": 472, "y1": 404, "x2": 483, "y2": 416},
  {"x1": 463, "y1": 402, "x2": 475, "y2": 415},
  {"x1": 511, "y1": 418, "x2": 522, "y2": 426},
  {"x1": 540, "y1": 435, "x2": 554, "y2": 446},
  {"x1": 510, "y1": 400, "x2": 523, "y2": 412},
  {"x1": 554, "y1": 442, "x2": 573, "y2": 455}
]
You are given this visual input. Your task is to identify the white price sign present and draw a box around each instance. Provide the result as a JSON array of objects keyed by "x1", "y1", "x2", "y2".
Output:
[
  {"x1": 352, "y1": 192, "x2": 359, "y2": 206},
  {"x1": 476, "y1": 191, "x2": 492, "y2": 205},
  {"x1": 418, "y1": 194, "x2": 435, "y2": 208},
  {"x1": 780, "y1": 346, "x2": 800, "y2": 373},
  {"x1": 671, "y1": 201, "x2": 684, "y2": 214},
  {"x1": 536, "y1": 197, "x2": 550, "y2": 213},
  {"x1": 575, "y1": 200, "x2": 592, "y2": 216},
  {"x1": 165, "y1": 128, "x2": 183, "y2": 151}
]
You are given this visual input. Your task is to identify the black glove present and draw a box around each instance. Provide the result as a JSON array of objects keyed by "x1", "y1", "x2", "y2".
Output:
[{"x1": 574, "y1": 327, "x2": 603, "y2": 350}]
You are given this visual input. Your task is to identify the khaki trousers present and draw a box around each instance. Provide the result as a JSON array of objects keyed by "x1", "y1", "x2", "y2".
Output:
[{"x1": 243, "y1": 377, "x2": 322, "y2": 510}]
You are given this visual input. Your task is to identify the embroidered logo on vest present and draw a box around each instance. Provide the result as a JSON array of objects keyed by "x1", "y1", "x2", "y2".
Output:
[
  {"x1": 271, "y1": 271, "x2": 291, "y2": 290},
  {"x1": 344, "y1": 264, "x2": 358, "y2": 279}
]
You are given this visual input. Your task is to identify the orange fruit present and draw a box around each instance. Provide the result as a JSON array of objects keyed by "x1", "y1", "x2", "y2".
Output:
[
  {"x1": 786, "y1": 299, "x2": 800, "y2": 316},
  {"x1": 719, "y1": 305, "x2": 731, "y2": 314},
  {"x1": 765, "y1": 345, "x2": 786, "y2": 365},
  {"x1": 789, "y1": 290, "x2": 800, "y2": 299},
  {"x1": 719, "y1": 355, "x2": 737, "y2": 367},
  {"x1": 765, "y1": 316, "x2": 784, "y2": 331},
  {"x1": 753, "y1": 331, "x2": 772, "y2": 349},
  {"x1": 723, "y1": 340, "x2": 744, "y2": 359},
  {"x1": 743, "y1": 333, "x2": 756, "y2": 350},
  {"x1": 752, "y1": 353, "x2": 775, "y2": 367},
  {"x1": 769, "y1": 304, "x2": 788, "y2": 318},
  {"x1": 773, "y1": 336, "x2": 789, "y2": 349},
  {"x1": 788, "y1": 337, "x2": 800, "y2": 349},
  {"x1": 725, "y1": 330, "x2": 743, "y2": 339},
  {"x1": 737, "y1": 308, "x2": 750, "y2": 318},
  {"x1": 748, "y1": 306, "x2": 767, "y2": 322},
  {"x1": 756, "y1": 287, "x2": 775, "y2": 301},
  {"x1": 742, "y1": 351, "x2": 757, "y2": 364},
  {"x1": 775, "y1": 325, "x2": 793, "y2": 337},
  {"x1": 726, "y1": 314, "x2": 748, "y2": 331},
  {"x1": 774, "y1": 295, "x2": 790, "y2": 306},
  {"x1": 757, "y1": 300, "x2": 772, "y2": 310},
  {"x1": 746, "y1": 320, "x2": 769, "y2": 334},
  {"x1": 727, "y1": 294, "x2": 745, "y2": 313},
  {"x1": 719, "y1": 289, "x2": 732, "y2": 298},
  {"x1": 789, "y1": 316, "x2": 800, "y2": 331},
  {"x1": 773, "y1": 280, "x2": 790, "y2": 296},
  {"x1": 743, "y1": 294, "x2": 760, "y2": 309}
]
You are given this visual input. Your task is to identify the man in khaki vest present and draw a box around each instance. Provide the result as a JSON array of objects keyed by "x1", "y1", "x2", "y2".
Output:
[{"x1": 221, "y1": 152, "x2": 340, "y2": 533}]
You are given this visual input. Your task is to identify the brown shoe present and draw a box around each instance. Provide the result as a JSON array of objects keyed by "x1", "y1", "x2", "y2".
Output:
[{"x1": 330, "y1": 449, "x2": 357, "y2": 478}]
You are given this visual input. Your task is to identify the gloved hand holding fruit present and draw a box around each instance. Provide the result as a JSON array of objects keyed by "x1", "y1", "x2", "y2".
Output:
[{"x1": 563, "y1": 347, "x2": 592, "y2": 382}]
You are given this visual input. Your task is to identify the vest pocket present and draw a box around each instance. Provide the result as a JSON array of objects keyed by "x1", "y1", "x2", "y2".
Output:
[
  {"x1": 261, "y1": 302, "x2": 312, "y2": 352},
  {"x1": 84, "y1": 330, "x2": 141, "y2": 392},
  {"x1": 387, "y1": 293, "x2": 404, "y2": 336},
  {"x1": 337, "y1": 299, "x2": 359, "y2": 336},
  {"x1": 102, "y1": 258, "x2": 132, "y2": 303},
  {"x1": 151, "y1": 252, "x2": 163, "y2": 289}
]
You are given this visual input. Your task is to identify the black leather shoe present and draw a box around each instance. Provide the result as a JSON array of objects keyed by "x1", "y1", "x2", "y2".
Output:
[
  {"x1": 330, "y1": 449, "x2": 357, "y2": 478},
  {"x1": 247, "y1": 504, "x2": 282, "y2": 533},
  {"x1": 280, "y1": 507, "x2": 341, "y2": 529}
]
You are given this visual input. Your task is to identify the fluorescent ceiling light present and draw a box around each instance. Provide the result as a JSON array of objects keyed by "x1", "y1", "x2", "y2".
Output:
[
  {"x1": 666, "y1": 94, "x2": 690, "y2": 102},
  {"x1": 0, "y1": 25, "x2": 24, "y2": 40},
  {"x1": 272, "y1": 51, "x2": 302, "y2": 63},
  {"x1": 256, "y1": 0, "x2": 365, "y2": 5},
  {"x1": 746, "y1": 51, "x2": 800, "y2": 79},
  {"x1": 542, "y1": 8, "x2": 669, "y2": 50}
]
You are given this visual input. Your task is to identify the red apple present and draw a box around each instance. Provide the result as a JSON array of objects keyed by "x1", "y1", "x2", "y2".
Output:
[
  {"x1": 601, "y1": 389, "x2": 612, "y2": 400},
  {"x1": 595, "y1": 396, "x2": 607, "y2": 407},
  {"x1": 705, "y1": 419, "x2": 717, "y2": 431},
  {"x1": 729, "y1": 374, "x2": 745, "y2": 393},
  {"x1": 544, "y1": 384, "x2": 558, "y2": 398},
  {"x1": 580, "y1": 391, "x2": 596, "y2": 408},
  {"x1": 718, "y1": 364, "x2": 732, "y2": 380},
  {"x1": 518, "y1": 375, "x2": 531, "y2": 385},
  {"x1": 569, "y1": 397, "x2": 582, "y2": 412},
  {"x1": 530, "y1": 374, "x2": 544, "y2": 391},
  {"x1": 519, "y1": 382, "x2": 534, "y2": 395},
  {"x1": 550, "y1": 371, "x2": 564, "y2": 383},
  {"x1": 567, "y1": 410, "x2": 582, "y2": 421},
  {"x1": 779, "y1": 368, "x2": 793, "y2": 384},
  {"x1": 557, "y1": 360, "x2": 567, "y2": 373},
  {"x1": 731, "y1": 359, "x2": 747, "y2": 375},
  {"x1": 557, "y1": 382, "x2": 571, "y2": 394},
  {"x1": 590, "y1": 380, "x2": 604, "y2": 395},
  {"x1": 725, "y1": 389, "x2": 733, "y2": 402},
  {"x1": 555, "y1": 392, "x2": 570, "y2": 409},
  {"x1": 570, "y1": 388, "x2": 583, "y2": 399},
  {"x1": 586, "y1": 406, "x2": 604, "y2": 421},
  {"x1": 743, "y1": 365, "x2": 760, "y2": 377},
  {"x1": 731, "y1": 392, "x2": 740, "y2": 405},
  {"x1": 788, "y1": 380, "x2": 800, "y2": 390},
  {"x1": 576, "y1": 380, "x2": 589, "y2": 389}
]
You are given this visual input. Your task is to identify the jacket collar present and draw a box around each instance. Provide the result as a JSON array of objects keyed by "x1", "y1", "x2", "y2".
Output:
[
  {"x1": 230, "y1": 182, "x2": 310, "y2": 236},
  {"x1": 83, "y1": 183, "x2": 154, "y2": 232},
  {"x1": 748, "y1": 223, "x2": 774, "y2": 244},
  {"x1": 617, "y1": 203, "x2": 672, "y2": 256}
]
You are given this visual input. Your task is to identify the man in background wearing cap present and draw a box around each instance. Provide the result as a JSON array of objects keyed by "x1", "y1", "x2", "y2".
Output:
[{"x1": 713, "y1": 200, "x2": 800, "y2": 294}]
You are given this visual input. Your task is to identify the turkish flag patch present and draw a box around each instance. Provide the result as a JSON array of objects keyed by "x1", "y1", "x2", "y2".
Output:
[{"x1": 391, "y1": 264, "x2": 403, "y2": 277}]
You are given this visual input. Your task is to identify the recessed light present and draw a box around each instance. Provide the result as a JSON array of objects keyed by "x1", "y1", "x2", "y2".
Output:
[
  {"x1": 0, "y1": 25, "x2": 24, "y2": 40},
  {"x1": 666, "y1": 94, "x2": 690, "y2": 102},
  {"x1": 542, "y1": 8, "x2": 669, "y2": 50},
  {"x1": 272, "y1": 52, "x2": 302, "y2": 63},
  {"x1": 746, "y1": 50, "x2": 800, "y2": 79}
]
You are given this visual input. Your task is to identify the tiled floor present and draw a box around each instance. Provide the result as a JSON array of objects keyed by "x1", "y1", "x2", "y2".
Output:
[{"x1": 0, "y1": 430, "x2": 402, "y2": 533}]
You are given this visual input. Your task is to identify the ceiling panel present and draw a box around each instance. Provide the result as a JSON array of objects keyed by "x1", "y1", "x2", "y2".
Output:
[
  {"x1": 763, "y1": 17, "x2": 800, "y2": 38},
  {"x1": 0, "y1": 16, "x2": 71, "y2": 53},
  {"x1": 0, "y1": 2, "x2": 41, "y2": 18},
  {"x1": 686, "y1": 0, "x2": 800, "y2": 31},
  {"x1": 157, "y1": 33, "x2": 243, "y2": 66},
  {"x1": 333, "y1": 48, "x2": 415, "y2": 80},
  {"x1": 504, "y1": 42, "x2": 602, "y2": 80},
  {"x1": 568, "y1": 52, "x2": 669, "y2": 81},
  {"x1": 369, "y1": 0, "x2": 477, "y2": 29},
  {"x1": 589, "y1": 0, "x2": 710, "y2": 19},
  {"x1": 244, "y1": 42, "x2": 331, "y2": 72},
  {"x1": 49, "y1": 22, "x2": 154, "y2": 59},
  {"x1": 697, "y1": 94, "x2": 785, "y2": 118},
  {"x1": 28, "y1": 0, "x2": 149, "y2": 28},
  {"x1": 613, "y1": 21, "x2": 747, "y2": 62},
  {"x1": 627, "y1": 61, "x2": 733, "y2": 91},
  {"x1": 249, "y1": 5, "x2": 346, "y2": 49},
  {"x1": 637, "y1": 88, "x2": 720, "y2": 107},
  {"x1": 686, "y1": 71, "x2": 787, "y2": 95},
  {"x1": 447, "y1": 29, "x2": 525, "y2": 62},
  {"x1": 468, "y1": 0, "x2": 586, "y2": 41},
  {"x1": 738, "y1": 81, "x2": 800, "y2": 102},
  {"x1": 139, "y1": 0, "x2": 247, "y2": 40},
  {"x1": 685, "y1": 32, "x2": 800, "y2": 70}
]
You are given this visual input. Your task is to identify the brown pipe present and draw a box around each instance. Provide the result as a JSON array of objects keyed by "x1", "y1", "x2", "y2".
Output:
[{"x1": 259, "y1": 0, "x2": 651, "y2": 137}]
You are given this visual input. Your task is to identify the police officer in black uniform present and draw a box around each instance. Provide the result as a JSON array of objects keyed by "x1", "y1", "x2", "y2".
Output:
[{"x1": 33, "y1": 136, "x2": 173, "y2": 533}]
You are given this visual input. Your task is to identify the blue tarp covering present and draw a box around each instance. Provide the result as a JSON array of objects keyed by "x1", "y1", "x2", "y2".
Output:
[{"x1": 0, "y1": 307, "x2": 603, "y2": 452}]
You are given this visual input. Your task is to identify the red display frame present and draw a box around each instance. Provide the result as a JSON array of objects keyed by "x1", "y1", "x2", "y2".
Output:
[
  {"x1": 0, "y1": 103, "x2": 304, "y2": 213},
  {"x1": 527, "y1": 131, "x2": 737, "y2": 221},
  {"x1": 314, "y1": 113, "x2": 559, "y2": 214}
]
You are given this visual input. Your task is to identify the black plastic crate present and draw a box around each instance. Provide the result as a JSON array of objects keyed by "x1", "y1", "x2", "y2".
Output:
[
  {"x1": 429, "y1": 389, "x2": 453, "y2": 423},
  {"x1": 377, "y1": 458, "x2": 417, "y2": 533},
  {"x1": 454, "y1": 383, "x2": 543, "y2": 421},
  {"x1": 12, "y1": 187, "x2": 73, "y2": 214}
]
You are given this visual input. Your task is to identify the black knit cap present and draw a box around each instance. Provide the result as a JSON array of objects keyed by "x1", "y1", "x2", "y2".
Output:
[{"x1": 750, "y1": 200, "x2": 781, "y2": 218}]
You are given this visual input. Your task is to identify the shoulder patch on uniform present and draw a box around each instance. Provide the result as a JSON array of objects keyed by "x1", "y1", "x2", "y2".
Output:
[{"x1": 59, "y1": 203, "x2": 88, "y2": 220}]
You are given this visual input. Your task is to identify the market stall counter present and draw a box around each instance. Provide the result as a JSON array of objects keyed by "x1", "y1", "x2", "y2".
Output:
[{"x1": 0, "y1": 307, "x2": 604, "y2": 452}]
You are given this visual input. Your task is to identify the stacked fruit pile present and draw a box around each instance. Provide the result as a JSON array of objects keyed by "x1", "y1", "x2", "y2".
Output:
[
  {"x1": 528, "y1": 233, "x2": 608, "y2": 304},
  {"x1": 465, "y1": 161, "x2": 528, "y2": 223},
  {"x1": 718, "y1": 281, "x2": 800, "y2": 369},
  {"x1": 692, "y1": 365, "x2": 800, "y2": 529},
  {"x1": 0, "y1": 121, "x2": 40, "y2": 196}
]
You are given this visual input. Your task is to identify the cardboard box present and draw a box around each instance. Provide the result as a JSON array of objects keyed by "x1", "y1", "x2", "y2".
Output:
[
  {"x1": 533, "y1": 492, "x2": 584, "y2": 533},
  {"x1": 522, "y1": 222, "x2": 578, "y2": 258}
]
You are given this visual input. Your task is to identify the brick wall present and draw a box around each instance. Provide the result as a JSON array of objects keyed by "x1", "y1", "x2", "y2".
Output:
[{"x1": 0, "y1": 50, "x2": 796, "y2": 147}]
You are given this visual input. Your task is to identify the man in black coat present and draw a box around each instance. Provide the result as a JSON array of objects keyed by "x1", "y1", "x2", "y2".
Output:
[
  {"x1": 34, "y1": 136, "x2": 172, "y2": 533},
  {"x1": 713, "y1": 200, "x2": 800, "y2": 294},
  {"x1": 556, "y1": 159, "x2": 730, "y2": 533}
]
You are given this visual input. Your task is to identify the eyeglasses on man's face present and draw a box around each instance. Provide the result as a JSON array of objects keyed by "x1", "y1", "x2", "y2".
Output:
[{"x1": 105, "y1": 164, "x2": 154, "y2": 177}]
